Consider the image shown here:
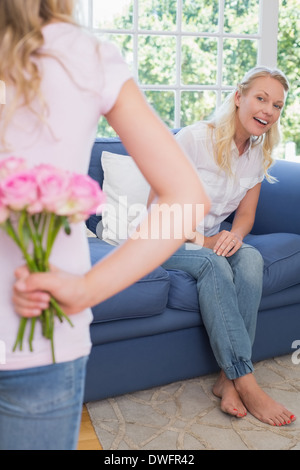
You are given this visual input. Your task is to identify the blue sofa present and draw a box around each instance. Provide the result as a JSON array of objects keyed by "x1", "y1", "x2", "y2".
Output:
[{"x1": 84, "y1": 135, "x2": 300, "y2": 403}]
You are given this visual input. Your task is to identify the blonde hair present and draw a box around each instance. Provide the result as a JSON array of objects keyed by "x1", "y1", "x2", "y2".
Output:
[
  {"x1": 0, "y1": 0, "x2": 76, "y2": 148},
  {"x1": 207, "y1": 66, "x2": 289, "y2": 181}
]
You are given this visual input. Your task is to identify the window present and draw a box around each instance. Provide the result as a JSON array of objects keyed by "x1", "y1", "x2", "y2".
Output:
[
  {"x1": 79, "y1": 0, "x2": 299, "y2": 160},
  {"x1": 277, "y1": 0, "x2": 300, "y2": 160}
]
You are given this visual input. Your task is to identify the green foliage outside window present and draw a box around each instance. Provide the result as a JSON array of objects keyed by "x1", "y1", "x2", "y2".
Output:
[
  {"x1": 96, "y1": 0, "x2": 299, "y2": 157},
  {"x1": 277, "y1": 0, "x2": 300, "y2": 156}
]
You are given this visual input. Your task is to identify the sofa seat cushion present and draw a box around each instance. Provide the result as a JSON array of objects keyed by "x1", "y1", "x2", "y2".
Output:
[
  {"x1": 166, "y1": 269, "x2": 199, "y2": 312},
  {"x1": 90, "y1": 307, "x2": 202, "y2": 346},
  {"x1": 88, "y1": 238, "x2": 170, "y2": 322},
  {"x1": 259, "y1": 284, "x2": 300, "y2": 311},
  {"x1": 244, "y1": 232, "x2": 300, "y2": 296}
]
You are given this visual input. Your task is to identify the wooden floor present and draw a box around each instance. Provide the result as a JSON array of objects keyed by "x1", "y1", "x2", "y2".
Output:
[{"x1": 77, "y1": 405, "x2": 102, "y2": 450}]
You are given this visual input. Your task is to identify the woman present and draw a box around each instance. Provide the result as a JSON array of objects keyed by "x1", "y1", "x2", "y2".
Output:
[
  {"x1": 0, "y1": 0, "x2": 208, "y2": 450},
  {"x1": 148, "y1": 66, "x2": 296, "y2": 427}
]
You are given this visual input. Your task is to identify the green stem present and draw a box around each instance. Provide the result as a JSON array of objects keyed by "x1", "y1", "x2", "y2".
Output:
[
  {"x1": 50, "y1": 297, "x2": 74, "y2": 327},
  {"x1": 4, "y1": 218, "x2": 37, "y2": 272},
  {"x1": 13, "y1": 317, "x2": 28, "y2": 351},
  {"x1": 49, "y1": 307, "x2": 55, "y2": 364},
  {"x1": 45, "y1": 214, "x2": 64, "y2": 265},
  {"x1": 29, "y1": 317, "x2": 37, "y2": 352},
  {"x1": 43, "y1": 309, "x2": 51, "y2": 339},
  {"x1": 44, "y1": 214, "x2": 56, "y2": 263},
  {"x1": 4, "y1": 218, "x2": 23, "y2": 249},
  {"x1": 4, "y1": 213, "x2": 73, "y2": 363},
  {"x1": 25, "y1": 213, "x2": 45, "y2": 271},
  {"x1": 32, "y1": 213, "x2": 41, "y2": 231}
]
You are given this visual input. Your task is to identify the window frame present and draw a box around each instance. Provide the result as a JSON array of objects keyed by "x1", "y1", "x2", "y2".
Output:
[{"x1": 78, "y1": 0, "x2": 279, "y2": 128}]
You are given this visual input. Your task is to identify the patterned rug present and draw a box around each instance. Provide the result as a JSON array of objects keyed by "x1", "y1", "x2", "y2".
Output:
[{"x1": 87, "y1": 355, "x2": 300, "y2": 450}]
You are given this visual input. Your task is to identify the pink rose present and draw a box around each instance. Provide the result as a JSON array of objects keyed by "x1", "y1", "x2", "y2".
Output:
[
  {"x1": 67, "y1": 173, "x2": 105, "y2": 220},
  {"x1": 0, "y1": 171, "x2": 39, "y2": 211},
  {"x1": 0, "y1": 162, "x2": 105, "y2": 222},
  {"x1": 34, "y1": 165, "x2": 72, "y2": 213},
  {"x1": 0, "y1": 157, "x2": 27, "y2": 180}
]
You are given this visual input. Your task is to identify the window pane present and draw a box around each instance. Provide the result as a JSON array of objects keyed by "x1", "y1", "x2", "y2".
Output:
[
  {"x1": 224, "y1": 0, "x2": 259, "y2": 34},
  {"x1": 90, "y1": 0, "x2": 271, "y2": 139},
  {"x1": 181, "y1": 91, "x2": 216, "y2": 127},
  {"x1": 181, "y1": 37, "x2": 218, "y2": 85},
  {"x1": 277, "y1": 0, "x2": 300, "y2": 159},
  {"x1": 139, "y1": 0, "x2": 177, "y2": 31},
  {"x1": 145, "y1": 91, "x2": 175, "y2": 128},
  {"x1": 97, "y1": 117, "x2": 117, "y2": 138},
  {"x1": 222, "y1": 39, "x2": 257, "y2": 86},
  {"x1": 182, "y1": 0, "x2": 219, "y2": 33},
  {"x1": 93, "y1": 0, "x2": 133, "y2": 29},
  {"x1": 221, "y1": 91, "x2": 234, "y2": 104},
  {"x1": 138, "y1": 35, "x2": 176, "y2": 85}
]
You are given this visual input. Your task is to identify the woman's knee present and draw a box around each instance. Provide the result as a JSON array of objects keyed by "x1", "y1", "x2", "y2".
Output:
[
  {"x1": 236, "y1": 245, "x2": 264, "y2": 284},
  {"x1": 240, "y1": 244, "x2": 264, "y2": 268}
]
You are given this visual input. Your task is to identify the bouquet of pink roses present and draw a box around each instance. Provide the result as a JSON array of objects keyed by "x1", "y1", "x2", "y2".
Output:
[{"x1": 0, "y1": 157, "x2": 105, "y2": 362}]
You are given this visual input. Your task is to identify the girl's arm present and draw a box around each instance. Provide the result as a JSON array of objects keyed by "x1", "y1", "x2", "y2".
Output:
[{"x1": 13, "y1": 79, "x2": 210, "y2": 316}]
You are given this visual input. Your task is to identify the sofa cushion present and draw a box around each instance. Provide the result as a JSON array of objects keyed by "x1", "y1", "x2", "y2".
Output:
[
  {"x1": 100, "y1": 151, "x2": 150, "y2": 245},
  {"x1": 245, "y1": 232, "x2": 300, "y2": 296},
  {"x1": 166, "y1": 269, "x2": 199, "y2": 312},
  {"x1": 88, "y1": 238, "x2": 170, "y2": 323},
  {"x1": 259, "y1": 283, "x2": 300, "y2": 312},
  {"x1": 87, "y1": 138, "x2": 128, "y2": 234}
]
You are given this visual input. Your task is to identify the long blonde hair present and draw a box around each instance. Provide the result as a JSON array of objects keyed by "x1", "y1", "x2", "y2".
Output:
[
  {"x1": 207, "y1": 66, "x2": 289, "y2": 181},
  {"x1": 0, "y1": 0, "x2": 77, "y2": 148}
]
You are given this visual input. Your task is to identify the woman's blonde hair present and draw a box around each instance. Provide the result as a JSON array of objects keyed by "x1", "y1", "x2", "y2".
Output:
[
  {"x1": 207, "y1": 66, "x2": 289, "y2": 181},
  {"x1": 0, "y1": 0, "x2": 76, "y2": 148}
]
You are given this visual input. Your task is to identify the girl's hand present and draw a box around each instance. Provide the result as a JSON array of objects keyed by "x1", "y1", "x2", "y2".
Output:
[{"x1": 13, "y1": 265, "x2": 88, "y2": 318}]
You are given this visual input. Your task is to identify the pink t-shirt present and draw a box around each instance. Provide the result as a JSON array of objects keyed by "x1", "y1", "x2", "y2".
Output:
[{"x1": 0, "y1": 23, "x2": 132, "y2": 370}]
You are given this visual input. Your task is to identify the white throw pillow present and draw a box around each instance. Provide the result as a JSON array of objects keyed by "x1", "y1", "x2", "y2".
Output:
[{"x1": 98, "y1": 151, "x2": 150, "y2": 245}]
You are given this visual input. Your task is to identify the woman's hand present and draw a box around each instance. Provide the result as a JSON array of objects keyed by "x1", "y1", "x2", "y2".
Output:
[{"x1": 205, "y1": 230, "x2": 243, "y2": 257}]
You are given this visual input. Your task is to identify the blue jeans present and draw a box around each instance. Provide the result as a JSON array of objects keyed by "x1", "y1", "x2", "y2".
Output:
[
  {"x1": 0, "y1": 356, "x2": 88, "y2": 450},
  {"x1": 162, "y1": 243, "x2": 264, "y2": 380}
]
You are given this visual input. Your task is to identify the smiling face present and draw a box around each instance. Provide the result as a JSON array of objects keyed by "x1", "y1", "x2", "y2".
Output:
[{"x1": 234, "y1": 75, "x2": 286, "y2": 142}]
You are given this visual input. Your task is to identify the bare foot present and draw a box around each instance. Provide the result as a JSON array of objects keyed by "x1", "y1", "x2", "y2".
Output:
[
  {"x1": 213, "y1": 371, "x2": 247, "y2": 418},
  {"x1": 234, "y1": 373, "x2": 297, "y2": 426}
]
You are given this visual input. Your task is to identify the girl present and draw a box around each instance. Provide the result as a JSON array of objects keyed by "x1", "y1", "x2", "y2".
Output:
[{"x1": 0, "y1": 0, "x2": 208, "y2": 450}]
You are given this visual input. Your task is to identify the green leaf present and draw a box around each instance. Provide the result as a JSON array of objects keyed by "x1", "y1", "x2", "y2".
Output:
[{"x1": 63, "y1": 217, "x2": 71, "y2": 236}]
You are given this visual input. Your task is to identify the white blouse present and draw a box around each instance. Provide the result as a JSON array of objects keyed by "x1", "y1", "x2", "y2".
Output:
[{"x1": 176, "y1": 121, "x2": 265, "y2": 236}]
